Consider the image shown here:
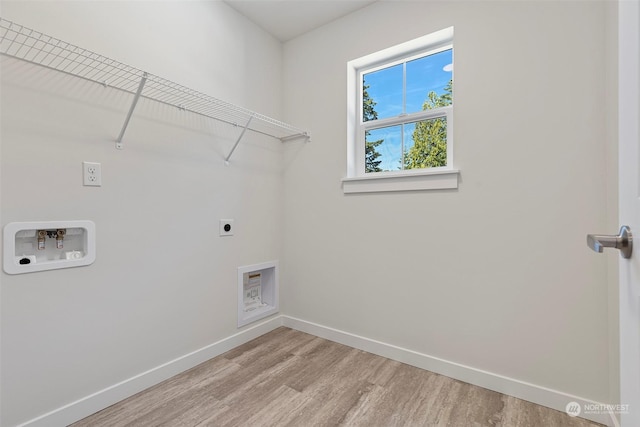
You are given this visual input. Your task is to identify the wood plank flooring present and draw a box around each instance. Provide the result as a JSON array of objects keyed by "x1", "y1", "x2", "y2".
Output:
[{"x1": 72, "y1": 327, "x2": 603, "y2": 427}]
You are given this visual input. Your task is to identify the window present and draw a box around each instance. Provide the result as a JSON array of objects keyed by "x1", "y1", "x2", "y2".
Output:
[{"x1": 344, "y1": 28, "x2": 459, "y2": 193}]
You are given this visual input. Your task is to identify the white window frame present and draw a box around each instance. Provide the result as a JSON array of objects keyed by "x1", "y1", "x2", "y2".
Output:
[{"x1": 344, "y1": 27, "x2": 459, "y2": 194}]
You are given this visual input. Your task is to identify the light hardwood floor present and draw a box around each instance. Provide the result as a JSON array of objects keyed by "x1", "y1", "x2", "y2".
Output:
[{"x1": 72, "y1": 327, "x2": 603, "y2": 426}]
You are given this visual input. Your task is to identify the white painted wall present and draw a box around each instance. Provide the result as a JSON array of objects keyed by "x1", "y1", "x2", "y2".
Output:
[
  {"x1": 0, "y1": 2, "x2": 284, "y2": 425},
  {"x1": 282, "y1": 0, "x2": 616, "y2": 405}
]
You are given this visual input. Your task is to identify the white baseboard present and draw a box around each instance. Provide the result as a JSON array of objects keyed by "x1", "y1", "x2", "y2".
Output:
[
  {"x1": 18, "y1": 314, "x2": 615, "y2": 427},
  {"x1": 17, "y1": 316, "x2": 284, "y2": 427},
  {"x1": 281, "y1": 315, "x2": 615, "y2": 427}
]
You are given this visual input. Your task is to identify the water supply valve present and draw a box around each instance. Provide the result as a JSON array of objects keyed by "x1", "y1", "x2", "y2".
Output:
[
  {"x1": 37, "y1": 230, "x2": 46, "y2": 250},
  {"x1": 56, "y1": 229, "x2": 66, "y2": 249}
]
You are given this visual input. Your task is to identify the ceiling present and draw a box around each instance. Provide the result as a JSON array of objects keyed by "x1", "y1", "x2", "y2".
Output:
[{"x1": 224, "y1": 0, "x2": 377, "y2": 42}]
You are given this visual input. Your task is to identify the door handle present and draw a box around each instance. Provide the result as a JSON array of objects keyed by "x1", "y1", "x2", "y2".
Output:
[{"x1": 587, "y1": 225, "x2": 633, "y2": 259}]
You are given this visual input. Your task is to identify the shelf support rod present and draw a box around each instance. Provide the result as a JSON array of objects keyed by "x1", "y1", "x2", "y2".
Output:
[
  {"x1": 224, "y1": 115, "x2": 254, "y2": 165},
  {"x1": 116, "y1": 72, "x2": 148, "y2": 150}
]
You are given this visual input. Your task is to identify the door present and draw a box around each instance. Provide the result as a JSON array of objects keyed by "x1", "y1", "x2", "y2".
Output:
[{"x1": 618, "y1": 0, "x2": 640, "y2": 425}]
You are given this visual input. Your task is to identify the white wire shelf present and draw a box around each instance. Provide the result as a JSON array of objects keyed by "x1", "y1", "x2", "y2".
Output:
[{"x1": 0, "y1": 18, "x2": 310, "y2": 159}]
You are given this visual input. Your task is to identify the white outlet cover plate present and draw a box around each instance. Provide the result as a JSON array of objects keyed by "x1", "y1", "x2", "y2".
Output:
[
  {"x1": 83, "y1": 161, "x2": 102, "y2": 186},
  {"x1": 220, "y1": 219, "x2": 234, "y2": 236}
]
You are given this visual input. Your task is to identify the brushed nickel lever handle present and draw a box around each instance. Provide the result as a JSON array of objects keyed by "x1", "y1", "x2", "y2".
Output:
[{"x1": 587, "y1": 225, "x2": 633, "y2": 259}]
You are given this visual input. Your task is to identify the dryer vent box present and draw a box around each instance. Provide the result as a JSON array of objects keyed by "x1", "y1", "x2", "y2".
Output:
[{"x1": 237, "y1": 261, "x2": 278, "y2": 327}]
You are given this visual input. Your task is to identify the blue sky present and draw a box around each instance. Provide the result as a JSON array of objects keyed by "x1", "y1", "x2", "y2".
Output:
[{"x1": 364, "y1": 49, "x2": 452, "y2": 171}]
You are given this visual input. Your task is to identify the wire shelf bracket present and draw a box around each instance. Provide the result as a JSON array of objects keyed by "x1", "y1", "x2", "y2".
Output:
[
  {"x1": 116, "y1": 72, "x2": 147, "y2": 150},
  {"x1": 225, "y1": 115, "x2": 254, "y2": 166},
  {"x1": 0, "y1": 18, "x2": 311, "y2": 156}
]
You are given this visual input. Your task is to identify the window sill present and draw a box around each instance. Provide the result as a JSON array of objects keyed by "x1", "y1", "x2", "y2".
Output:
[{"x1": 342, "y1": 169, "x2": 459, "y2": 194}]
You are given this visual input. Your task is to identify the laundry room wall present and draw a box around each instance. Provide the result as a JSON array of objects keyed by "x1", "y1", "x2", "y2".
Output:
[
  {"x1": 282, "y1": 0, "x2": 618, "y2": 408},
  {"x1": 1, "y1": 1, "x2": 285, "y2": 425}
]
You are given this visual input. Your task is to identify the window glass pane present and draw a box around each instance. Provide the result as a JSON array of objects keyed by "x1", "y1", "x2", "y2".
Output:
[
  {"x1": 405, "y1": 49, "x2": 453, "y2": 114},
  {"x1": 404, "y1": 117, "x2": 447, "y2": 169},
  {"x1": 363, "y1": 63, "x2": 403, "y2": 122},
  {"x1": 365, "y1": 125, "x2": 402, "y2": 172},
  {"x1": 402, "y1": 122, "x2": 416, "y2": 168}
]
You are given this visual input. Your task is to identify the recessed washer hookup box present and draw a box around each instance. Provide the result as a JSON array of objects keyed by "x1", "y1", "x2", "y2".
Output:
[{"x1": 3, "y1": 220, "x2": 96, "y2": 274}]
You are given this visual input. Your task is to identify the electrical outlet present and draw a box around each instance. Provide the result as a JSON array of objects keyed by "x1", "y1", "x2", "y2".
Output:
[
  {"x1": 220, "y1": 219, "x2": 234, "y2": 236},
  {"x1": 83, "y1": 162, "x2": 102, "y2": 187}
]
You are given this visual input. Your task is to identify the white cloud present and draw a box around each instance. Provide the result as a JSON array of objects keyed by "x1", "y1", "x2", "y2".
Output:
[{"x1": 443, "y1": 63, "x2": 453, "y2": 72}]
